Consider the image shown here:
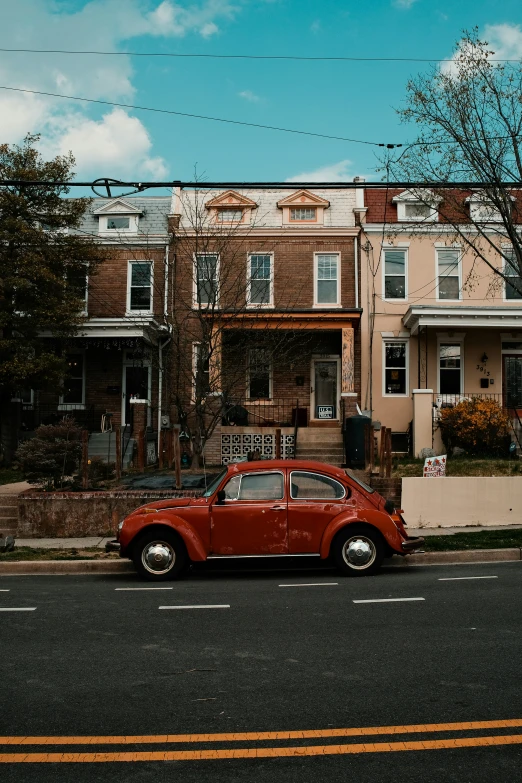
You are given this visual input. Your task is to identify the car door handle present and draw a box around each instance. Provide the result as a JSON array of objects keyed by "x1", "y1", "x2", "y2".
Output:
[{"x1": 270, "y1": 505, "x2": 286, "y2": 511}]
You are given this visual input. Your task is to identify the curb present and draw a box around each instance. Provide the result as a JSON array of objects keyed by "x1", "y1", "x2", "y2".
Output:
[{"x1": 0, "y1": 548, "x2": 521, "y2": 575}]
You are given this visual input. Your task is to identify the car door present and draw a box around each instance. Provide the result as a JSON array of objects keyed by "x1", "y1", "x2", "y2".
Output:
[
  {"x1": 210, "y1": 470, "x2": 288, "y2": 555},
  {"x1": 287, "y1": 469, "x2": 351, "y2": 553}
]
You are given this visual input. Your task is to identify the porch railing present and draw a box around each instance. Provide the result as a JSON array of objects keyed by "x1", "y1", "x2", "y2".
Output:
[
  {"x1": 222, "y1": 398, "x2": 309, "y2": 428},
  {"x1": 21, "y1": 404, "x2": 109, "y2": 434},
  {"x1": 431, "y1": 391, "x2": 522, "y2": 451}
]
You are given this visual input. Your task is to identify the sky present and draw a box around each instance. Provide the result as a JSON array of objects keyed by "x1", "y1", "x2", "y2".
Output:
[{"x1": 1, "y1": 0, "x2": 522, "y2": 189}]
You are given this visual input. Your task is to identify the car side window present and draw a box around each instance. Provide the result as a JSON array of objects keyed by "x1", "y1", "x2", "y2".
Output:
[
  {"x1": 238, "y1": 472, "x2": 284, "y2": 501},
  {"x1": 223, "y1": 475, "x2": 241, "y2": 500},
  {"x1": 290, "y1": 471, "x2": 346, "y2": 500}
]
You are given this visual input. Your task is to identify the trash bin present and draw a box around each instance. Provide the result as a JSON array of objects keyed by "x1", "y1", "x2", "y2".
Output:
[{"x1": 344, "y1": 415, "x2": 371, "y2": 469}]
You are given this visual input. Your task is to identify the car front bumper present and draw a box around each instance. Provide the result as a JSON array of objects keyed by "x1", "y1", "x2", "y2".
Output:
[{"x1": 105, "y1": 539, "x2": 121, "y2": 553}]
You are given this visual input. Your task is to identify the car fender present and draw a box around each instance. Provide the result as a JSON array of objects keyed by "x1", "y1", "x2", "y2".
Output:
[
  {"x1": 319, "y1": 510, "x2": 403, "y2": 558},
  {"x1": 122, "y1": 514, "x2": 208, "y2": 561}
]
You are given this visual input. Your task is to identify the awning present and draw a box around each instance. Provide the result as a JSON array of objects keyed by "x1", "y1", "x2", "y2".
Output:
[{"x1": 403, "y1": 306, "x2": 522, "y2": 335}]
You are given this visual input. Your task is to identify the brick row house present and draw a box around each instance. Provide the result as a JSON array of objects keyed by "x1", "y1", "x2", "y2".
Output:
[{"x1": 359, "y1": 187, "x2": 522, "y2": 455}]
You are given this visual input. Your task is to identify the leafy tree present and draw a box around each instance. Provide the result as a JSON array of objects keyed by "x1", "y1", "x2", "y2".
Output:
[
  {"x1": 439, "y1": 398, "x2": 511, "y2": 456},
  {"x1": 387, "y1": 29, "x2": 522, "y2": 297},
  {"x1": 15, "y1": 418, "x2": 82, "y2": 489},
  {"x1": 0, "y1": 134, "x2": 106, "y2": 458}
]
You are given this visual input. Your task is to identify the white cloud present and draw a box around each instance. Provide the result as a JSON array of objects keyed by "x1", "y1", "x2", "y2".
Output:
[
  {"x1": 238, "y1": 89, "x2": 261, "y2": 102},
  {"x1": 0, "y1": 0, "x2": 241, "y2": 178},
  {"x1": 286, "y1": 160, "x2": 353, "y2": 183},
  {"x1": 393, "y1": 0, "x2": 419, "y2": 8},
  {"x1": 484, "y1": 23, "x2": 522, "y2": 60}
]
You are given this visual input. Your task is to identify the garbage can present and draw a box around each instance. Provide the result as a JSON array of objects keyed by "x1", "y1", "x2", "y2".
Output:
[{"x1": 344, "y1": 415, "x2": 371, "y2": 469}]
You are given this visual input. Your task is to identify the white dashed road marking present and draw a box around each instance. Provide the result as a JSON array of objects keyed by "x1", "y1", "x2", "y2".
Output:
[
  {"x1": 0, "y1": 607, "x2": 36, "y2": 612},
  {"x1": 115, "y1": 587, "x2": 174, "y2": 591},
  {"x1": 353, "y1": 598, "x2": 425, "y2": 604},
  {"x1": 159, "y1": 605, "x2": 230, "y2": 610},
  {"x1": 438, "y1": 576, "x2": 498, "y2": 581},
  {"x1": 278, "y1": 583, "x2": 339, "y2": 588}
]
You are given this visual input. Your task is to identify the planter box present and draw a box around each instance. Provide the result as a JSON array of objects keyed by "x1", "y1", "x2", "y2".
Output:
[
  {"x1": 402, "y1": 477, "x2": 522, "y2": 528},
  {"x1": 17, "y1": 489, "x2": 201, "y2": 538}
]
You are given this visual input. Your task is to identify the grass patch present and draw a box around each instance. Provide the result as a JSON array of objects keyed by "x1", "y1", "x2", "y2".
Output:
[
  {"x1": 0, "y1": 547, "x2": 120, "y2": 562},
  {"x1": 422, "y1": 529, "x2": 522, "y2": 551},
  {"x1": 392, "y1": 457, "x2": 522, "y2": 478},
  {"x1": 0, "y1": 468, "x2": 24, "y2": 486}
]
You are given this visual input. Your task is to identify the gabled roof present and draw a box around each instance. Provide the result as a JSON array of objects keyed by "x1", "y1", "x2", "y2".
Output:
[
  {"x1": 205, "y1": 190, "x2": 258, "y2": 208},
  {"x1": 277, "y1": 189, "x2": 330, "y2": 208},
  {"x1": 392, "y1": 188, "x2": 442, "y2": 204},
  {"x1": 93, "y1": 198, "x2": 144, "y2": 215}
]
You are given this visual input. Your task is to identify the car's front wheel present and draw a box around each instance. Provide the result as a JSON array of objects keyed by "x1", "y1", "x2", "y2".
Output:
[
  {"x1": 132, "y1": 529, "x2": 187, "y2": 581},
  {"x1": 332, "y1": 525, "x2": 384, "y2": 577}
]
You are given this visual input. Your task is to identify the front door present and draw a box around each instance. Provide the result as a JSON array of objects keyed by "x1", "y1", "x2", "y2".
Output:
[
  {"x1": 311, "y1": 359, "x2": 339, "y2": 420},
  {"x1": 503, "y1": 355, "x2": 522, "y2": 410},
  {"x1": 211, "y1": 471, "x2": 288, "y2": 555}
]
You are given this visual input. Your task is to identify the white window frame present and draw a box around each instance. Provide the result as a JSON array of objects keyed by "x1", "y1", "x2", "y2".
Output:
[
  {"x1": 313, "y1": 252, "x2": 341, "y2": 308},
  {"x1": 59, "y1": 352, "x2": 86, "y2": 410},
  {"x1": 247, "y1": 252, "x2": 274, "y2": 309},
  {"x1": 99, "y1": 214, "x2": 139, "y2": 234},
  {"x1": 193, "y1": 253, "x2": 220, "y2": 309},
  {"x1": 396, "y1": 201, "x2": 438, "y2": 222},
  {"x1": 215, "y1": 208, "x2": 245, "y2": 224},
  {"x1": 437, "y1": 337, "x2": 465, "y2": 395},
  {"x1": 502, "y1": 246, "x2": 522, "y2": 302},
  {"x1": 126, "y1": 260, "x2": 153, "y2": 315},
  {"x1": 468, "y1": 199, "x2": 504, "y2": 223},
  {"x1": 382, "y1": 247, "x2": 408, "y2": 302},
  {"x1": 290, "y1": 207, "x2": 318, "y2": 223},
  {"x1": 382, "y1": 340, "x2": 409, "y2": 397},
  {"x1": 436, "y1": 247, "x2": 462, "y2": 302},
  {"x1": 246, "y1": 348, "x2": 273, "y2": 401}
]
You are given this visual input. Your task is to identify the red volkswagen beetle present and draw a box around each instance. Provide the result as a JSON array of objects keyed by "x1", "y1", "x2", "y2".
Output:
[{"x1": 114, "y1": 460, "x2": 423, "y2": 580}]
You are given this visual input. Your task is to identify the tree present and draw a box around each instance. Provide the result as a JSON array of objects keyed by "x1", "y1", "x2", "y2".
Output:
[
  {"x1": 0, "y1": 135, "x2": 106, "y2": 458},
  {"x1": 386, "y1": 29, "x2": 522, "y2": 297},
  {"x1": 167, "y1": 187, "x2": 311, "y2": 468}
]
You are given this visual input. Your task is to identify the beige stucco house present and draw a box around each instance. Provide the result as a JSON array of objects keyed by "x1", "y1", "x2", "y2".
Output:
[{"x1": 359, "y1": 187, "x2": 522, "y2": 456}]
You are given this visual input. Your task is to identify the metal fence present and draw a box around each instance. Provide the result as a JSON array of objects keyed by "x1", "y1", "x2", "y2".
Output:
[
  {"x1": 21, "y1": 404, "x2": 109, "y2": 434},
  {"x1": 222, "y1": 398, "x2": 309, "y2": 428}
]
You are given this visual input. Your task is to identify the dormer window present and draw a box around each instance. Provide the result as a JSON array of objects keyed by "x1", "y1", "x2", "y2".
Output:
[
  {"x1": 93, "y1": 199, "x2": 143, "y2": 234},
  {"x1": 217, "y1": 209, "x2": 244, "y2": 223},
  {"x1": 205, "y1": 191, "x2": 258, "y2": 226},
  {"x1": 466, "y1": 193, "x2": 511, "y2": 223},
  {"x1": 278, "y1": 190, "x2": 330, "y2": 226},
  {"x1": 290, "y1": 207, "x2": 317, "y2": 222},
  {"x1": 393, "y1": 190, "x2": 440, "y2": 222}
]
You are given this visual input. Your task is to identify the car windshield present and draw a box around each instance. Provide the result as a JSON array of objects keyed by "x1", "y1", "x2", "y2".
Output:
[
  {"x1": 202, "y1": 467, "x2": 228, "y2": 497},
  {"x1": 345, "y1": 469, "x2": 375, "y2": 493}
]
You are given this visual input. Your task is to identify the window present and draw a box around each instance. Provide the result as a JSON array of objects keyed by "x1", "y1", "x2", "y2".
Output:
[
  {"x1": 403, "y1": 202, "x2": 433, "y2": 219},
  {"x1": 505, "y1": 249, "x2": 522, "y2": 300},
  {"x1": 469, "y1": 199, "x2": 503, "y2": 223},
  {"x1": 248, "y1": 348, "x2": 272, "y2": 399},
  {"x1": 195, "y1": 254, "x2": 219, "y2": 307},
  {"x1": 393, "y1": 190, "x2": 439, "y2": 221},
  {"x1": 383, "y1": 249, "x2": 406, "y2": 300},
  {"x1": 239, "y1": 472, "x2": 284, "y2": 500},
  {"x1": 60, "y1": 354, "x2": 84, "y2": 407},
  {"x1": 439, "y1": 344, "x2": 462, "y2": 394},
  {"x1": 315, "y1": 253, "x2": 340, "y2": 305},
  {"x1": 107, "y1": 216, "x2": 130, "y2": 230},
  {"x1": 437, "y1": 249, "x2": 461, "y2": 300},
  {"x1": 383, "y1": 342, "x2": 408, "y2": 396},
  {"x1": 127, "y1": 261, "x2": 152, "y2": 312},
  {"x1": 217, "y1": 209, "x2": 243, "y2": 222},
  {"x1": 223, "y1": 475, "x2": 241, "y2": 500},
  {"x1": 248, "y1": 254, "x2": 273, "y2": 307},
  {"x1": 290, "y1": 207, "x2": 316, "y2": 222},
  {"x1": 193, "y1": 343, "x2": 210, "y2": 398},
  {"x1": 290, "y1": 471, "x2": 346, "y2": 500}
]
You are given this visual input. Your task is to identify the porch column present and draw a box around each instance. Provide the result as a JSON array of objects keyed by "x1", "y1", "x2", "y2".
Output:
[
  {"x1": 412, "y1": 389, "x2": 433, "y2": 457},
  {"x1": 341, "y1": 327, "x2": 356, "y2": 397}
]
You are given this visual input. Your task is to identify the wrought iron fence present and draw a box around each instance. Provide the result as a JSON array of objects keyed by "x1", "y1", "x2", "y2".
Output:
[
  {"x1": 222, "y1": 398, "x2": 309, "y2": 428},
  {"x1": 21, "y1": 404, "x2": 109, "y2": 433}
]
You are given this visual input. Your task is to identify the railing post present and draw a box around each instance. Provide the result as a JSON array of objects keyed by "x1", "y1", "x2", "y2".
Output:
[
  {"x1": 137, "y1": 430, "x2": 145, "y2": 472},
  {"x1": 115, "y1": 425, "x2": 121, "y2": 481},
  {"x1": 81, "y1": 430, "x2": 89, "y2": 490},
  {"x1": 158, "y1": 429, "x2": 165, "y2": 470},
  {"x1": 379, "y1": 425, "x2": 386, "y2": 478},
  {"x1": 173, "y1": 425, "x2": 182, "y2": 489},
  {"x1": 385, "y1": 428, "x2": 392, "y2": 478}
]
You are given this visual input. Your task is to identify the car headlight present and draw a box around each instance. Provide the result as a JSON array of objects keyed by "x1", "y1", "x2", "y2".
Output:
[{"x1": 118, "y1": 520, "x2": 124, "y2": 532}]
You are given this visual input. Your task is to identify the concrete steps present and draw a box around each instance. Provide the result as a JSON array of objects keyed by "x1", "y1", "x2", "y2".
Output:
[
  {"x1": 88, "y1": 432, "x2": 135, "y2": 468},
  {"x1": 0, "y1": 495, "x2": 19, "y2": 537},
  {"x1": 295, "y1": 429, "x2": 345, "y2": 466}
]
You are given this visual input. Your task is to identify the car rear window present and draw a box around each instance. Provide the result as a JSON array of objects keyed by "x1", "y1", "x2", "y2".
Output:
[{"x1": 290, "y1": 471, "x2": 346, "y2": 500}]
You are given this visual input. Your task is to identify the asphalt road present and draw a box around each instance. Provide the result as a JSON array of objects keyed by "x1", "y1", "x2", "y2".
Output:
[{"x1": 1, "y1": 559, "x2": 522, "y2": 782}]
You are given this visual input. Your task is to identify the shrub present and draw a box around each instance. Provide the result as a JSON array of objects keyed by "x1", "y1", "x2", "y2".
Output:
[
  {"x1": 85, "y1": 456, "x2": 115, "y2": 488},
  {"x1": 439, "y1": 398, "x2": 512, "y2": 456},
  {"x1": 15, "y1": 417, "x2": 82, "y2": 489}
]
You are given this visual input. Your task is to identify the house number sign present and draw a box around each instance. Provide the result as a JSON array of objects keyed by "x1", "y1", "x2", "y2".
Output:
[{"x1": 317, "y1": 406, "x2": 334, "y2": 419}]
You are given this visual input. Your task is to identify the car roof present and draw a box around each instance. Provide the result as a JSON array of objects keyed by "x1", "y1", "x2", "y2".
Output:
[{"x1": 227, "y1": 459, "x2": 348, "y2": 481}]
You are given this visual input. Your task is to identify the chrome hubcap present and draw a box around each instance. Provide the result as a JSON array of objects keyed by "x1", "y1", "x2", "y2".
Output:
[
  {"x1": 142, "y1": 541, "x2": 175, "y2": 574},
  {"x1": 342, "y1": 536, "x2": 376, "y2": 570}
]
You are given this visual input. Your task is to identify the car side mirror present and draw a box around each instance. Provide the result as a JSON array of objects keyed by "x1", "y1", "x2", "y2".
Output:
[{"x1": 216, "y1": 489, "x2": 226, "y2": 505}]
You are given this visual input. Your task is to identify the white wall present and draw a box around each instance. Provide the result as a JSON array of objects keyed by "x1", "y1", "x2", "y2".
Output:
[{"x1": 402, "y1": 477, "x2": 522, "y2": 527}]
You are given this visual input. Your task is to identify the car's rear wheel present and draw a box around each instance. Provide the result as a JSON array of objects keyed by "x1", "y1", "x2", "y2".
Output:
[
  {"x1": 132, "y1": 529, "x2": 187, "y2": 581},
  {"x1": 332, "y1": 525, "x2": 384, "y2": 577}
]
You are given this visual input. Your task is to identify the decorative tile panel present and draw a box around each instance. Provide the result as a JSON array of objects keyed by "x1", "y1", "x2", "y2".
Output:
[{"x1": 221, "y1": 433, "x2": 294, "y2": 464}]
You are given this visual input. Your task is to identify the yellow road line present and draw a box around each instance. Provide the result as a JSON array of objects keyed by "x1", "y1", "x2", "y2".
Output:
[
  {"x1": 2, "y1": 734, "x2": 522, "y2": 762},
  {"x1": 2, "y1": 719, "x2": 522, "y2": 746}
]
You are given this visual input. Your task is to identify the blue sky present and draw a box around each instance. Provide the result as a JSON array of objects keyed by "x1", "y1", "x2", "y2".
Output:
[{"x1": 1, "y1": 0, "x2": 522, "y2": 186}]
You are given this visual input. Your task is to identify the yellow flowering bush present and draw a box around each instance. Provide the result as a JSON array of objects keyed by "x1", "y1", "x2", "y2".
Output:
[{"x1": 439, "y1": 398, "x2": 512, "y2": 456}]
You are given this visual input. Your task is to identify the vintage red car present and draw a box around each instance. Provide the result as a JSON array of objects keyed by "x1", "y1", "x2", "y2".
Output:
[{"x1": 114, "y1": 460, "x2": 423, "y2": 580}]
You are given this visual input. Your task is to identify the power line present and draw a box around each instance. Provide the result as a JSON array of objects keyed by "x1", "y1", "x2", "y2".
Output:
[
  {"x1": 0, "y1": 85, "x2": 389, "y2": 148},
  {"x1": 0, "y1": 47, "x2": 520, "y2": 63}
]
